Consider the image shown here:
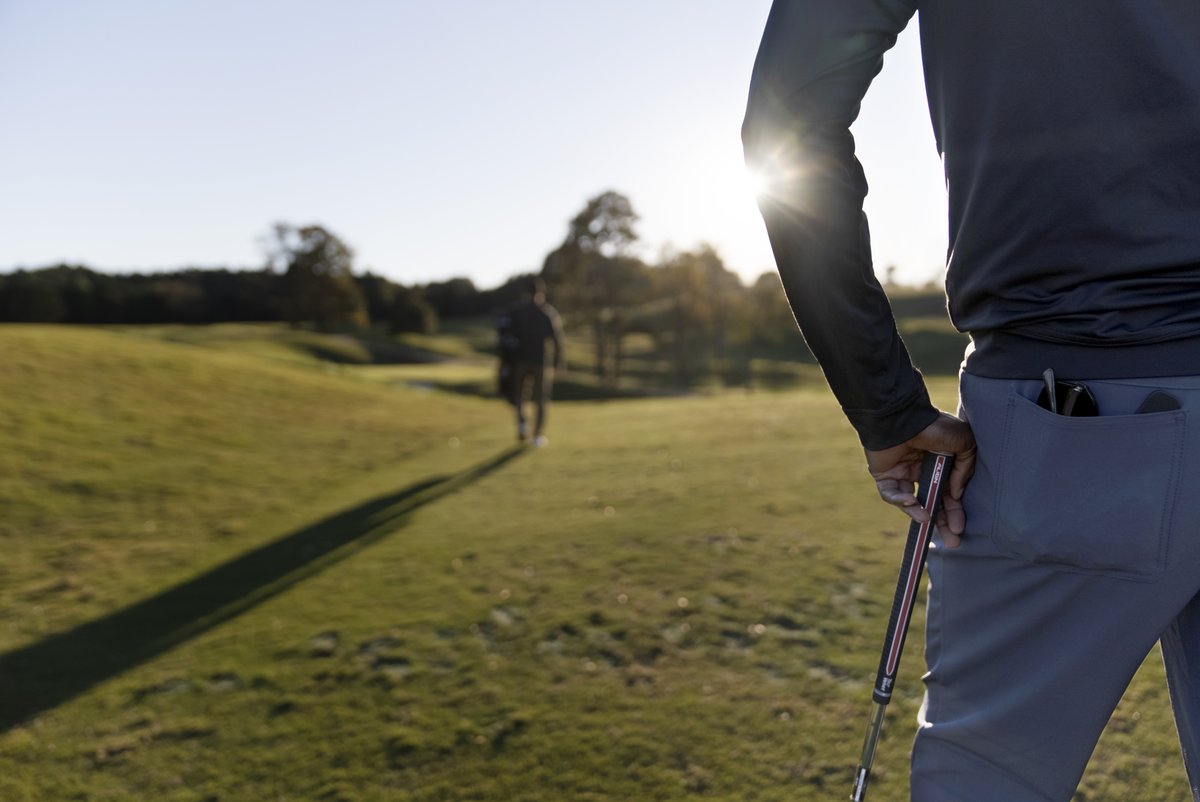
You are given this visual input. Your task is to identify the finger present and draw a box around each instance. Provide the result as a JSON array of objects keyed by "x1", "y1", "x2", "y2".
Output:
[
  {"x1": 939, "y1": 498, "x2": 963, "y2": 546},
  {"x1": 897, "y1": 502, "x2": 930, "y2": 526},
  {"x1": 878, "y1": 489, "x2": 931, "y2": 525},
  {"x1": 878, "y1": 486, "x2": 919, "y2": 506},
  {"x1": 949, "y1": 451, "x2": 976, "y2": 500},
  {"x1": 876, "y1": 479, "x2": 917, "y2": 505},
  {"x1": 873, "y1": 474, "x2": 918, "y2": 496},
  {"x1": 940, "y1": 495, "x2": 966, "y2": 539}
]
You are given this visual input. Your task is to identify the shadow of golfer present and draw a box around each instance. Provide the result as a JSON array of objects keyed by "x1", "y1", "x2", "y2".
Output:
[{"x1": 0, "y1": 444, "x2": 525, "y2": 731}]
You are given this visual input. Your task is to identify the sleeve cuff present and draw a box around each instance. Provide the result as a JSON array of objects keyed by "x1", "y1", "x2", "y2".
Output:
[{"x1": 843, "y1": 386, "x2": 940, "y2": 451}]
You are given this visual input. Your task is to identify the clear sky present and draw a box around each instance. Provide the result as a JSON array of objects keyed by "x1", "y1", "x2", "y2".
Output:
[{"x1": 0, "y1": 1, "x2": 947, "y2": 289}]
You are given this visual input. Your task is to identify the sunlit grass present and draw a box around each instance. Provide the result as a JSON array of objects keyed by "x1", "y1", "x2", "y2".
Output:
[{"x1": 0, "y1": 326, "x2": 1186, "y2": 801}]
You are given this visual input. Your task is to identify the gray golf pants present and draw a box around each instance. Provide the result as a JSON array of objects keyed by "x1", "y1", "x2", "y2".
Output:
[{"x1": 912, "y1": 372, "x2": 1200, "y2": 801}]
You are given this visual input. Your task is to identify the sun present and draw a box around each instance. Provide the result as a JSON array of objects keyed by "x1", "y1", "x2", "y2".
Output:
[{"x1": 742, "y1": 166, "x2": 772, "y2": 199}]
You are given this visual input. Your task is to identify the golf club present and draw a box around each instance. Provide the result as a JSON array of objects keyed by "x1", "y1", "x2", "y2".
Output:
[{"x1": 850, "y1": 450, "x2": 955, "y2": 802}]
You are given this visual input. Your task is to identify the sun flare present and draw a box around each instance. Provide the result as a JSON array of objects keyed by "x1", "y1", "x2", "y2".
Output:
[{"x1": 742, "y1": 166, "x2": 771, "y2": 199}]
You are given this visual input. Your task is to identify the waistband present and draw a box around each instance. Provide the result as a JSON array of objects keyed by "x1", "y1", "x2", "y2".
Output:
[{"x1": 964, "y1": 330, "x2": 1200, "y2": 380}]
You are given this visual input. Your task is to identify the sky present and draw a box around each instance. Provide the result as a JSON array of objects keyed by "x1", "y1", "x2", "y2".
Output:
[{"x1": 0, "y1": 1, "x2": 948, "y2": 289}]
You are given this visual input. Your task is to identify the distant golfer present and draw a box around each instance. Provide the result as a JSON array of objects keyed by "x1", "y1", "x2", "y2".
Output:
[
  {"x1": 746, "y1": 2, "x2": 1200, "y2": 801},
  {"x1": 498, "y1": 278, "x2": 563, "y2": 447}
]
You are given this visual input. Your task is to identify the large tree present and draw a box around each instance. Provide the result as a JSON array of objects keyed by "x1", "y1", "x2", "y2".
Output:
[
  {"x1": 647, "y1": 245, "x2": 747, "y2": 386},
  {"x1": 542, "y1": 190, "x2": 646, "y2": 383},
  {"x1": 263, "y1": 223, "x2": 368, "y2": 330}
]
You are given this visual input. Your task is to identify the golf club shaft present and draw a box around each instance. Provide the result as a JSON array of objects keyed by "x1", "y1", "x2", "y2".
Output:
[{"x1": 850, "y1": 451, "x2": 955, "y2": 802}]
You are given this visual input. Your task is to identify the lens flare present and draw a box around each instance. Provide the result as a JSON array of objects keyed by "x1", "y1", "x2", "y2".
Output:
[{"x1": 742, "y1": 166, "x2": 771, "y2": 199}]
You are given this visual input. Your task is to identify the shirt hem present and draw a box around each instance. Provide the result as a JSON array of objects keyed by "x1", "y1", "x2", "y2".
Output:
[{"x1": 964, "y1": 330, "x2": 1200, "y2": 380}]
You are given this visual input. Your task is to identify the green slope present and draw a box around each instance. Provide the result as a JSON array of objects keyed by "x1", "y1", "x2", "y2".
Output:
[
  {"x1": 0, "y1": 326, "x2": 1186, "y2": 802},
  {"x1": 0, "y1": 325, "x2": 500, "y2": 643}
]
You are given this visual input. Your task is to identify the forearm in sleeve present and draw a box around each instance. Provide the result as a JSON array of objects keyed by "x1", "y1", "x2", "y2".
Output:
[
  {"x1": 551, "y1": 321, "x2": 564, "y2": 369},
  {"x1": 743, "y1": 0, "x2": 937, "y2": 450}
]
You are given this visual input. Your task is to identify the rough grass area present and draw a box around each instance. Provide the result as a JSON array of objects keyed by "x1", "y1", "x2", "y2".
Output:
[{"x1": 0, "y1": 325, "x2": 1188, "y2": 801}]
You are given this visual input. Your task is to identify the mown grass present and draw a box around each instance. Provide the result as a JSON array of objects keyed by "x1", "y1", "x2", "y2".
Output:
[
  {"x1": 0, "y1": 325, "x2": 1188, "y2": 801},
  {"x1": 117, "y1": 323, "x2": 379, "y2": 365}
]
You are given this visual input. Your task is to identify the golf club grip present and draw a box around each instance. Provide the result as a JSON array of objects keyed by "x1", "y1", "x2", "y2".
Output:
[{"x1": 871, "y1": 451, "x2": 954, "y2": 705}]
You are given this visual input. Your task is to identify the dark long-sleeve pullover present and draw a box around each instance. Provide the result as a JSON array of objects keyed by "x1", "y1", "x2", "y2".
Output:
[{"x1": 744, "y1": 0, "x2": 1200, "y2": 449}]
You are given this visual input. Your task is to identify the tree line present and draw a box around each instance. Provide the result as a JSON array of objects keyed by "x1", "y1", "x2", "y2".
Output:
[
  {"x1": 3, "y1": 191, "x2": 951, "y2": 385},
  {"x1": 0, "y1": 222, "x2": 535, "y2": 334}
]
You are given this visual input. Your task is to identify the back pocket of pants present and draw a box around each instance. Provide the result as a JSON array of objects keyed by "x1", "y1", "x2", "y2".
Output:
[{"x1": 991, "y1": 392, "x2": 1186, "y2": 580}]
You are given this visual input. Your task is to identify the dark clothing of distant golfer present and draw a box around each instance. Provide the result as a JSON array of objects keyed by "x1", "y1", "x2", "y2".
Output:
[
  {"x1": 745, "y1": 1, "x2": 1200, "y2": 800},
  {"x1": 500, "y1": 295, "x2": 563, "y2": 445}
]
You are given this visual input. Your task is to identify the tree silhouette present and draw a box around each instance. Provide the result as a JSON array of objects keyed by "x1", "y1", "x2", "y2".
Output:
[
  {"x1": 264, "y1": 223, "x2": 368, "y2": 330},
  {"x1": 542, "y1": 190, "x2": 645, "y2": 384}
]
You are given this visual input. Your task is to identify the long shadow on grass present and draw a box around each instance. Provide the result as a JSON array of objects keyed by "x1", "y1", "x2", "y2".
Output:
[{"x1": 0, "y1": 445, "x2": 525, "y2": 731}]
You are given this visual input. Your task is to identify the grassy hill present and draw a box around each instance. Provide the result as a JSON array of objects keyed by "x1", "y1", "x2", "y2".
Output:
[{"x1": 0, "y1": 325, "x2": 1186, "y2": 801}]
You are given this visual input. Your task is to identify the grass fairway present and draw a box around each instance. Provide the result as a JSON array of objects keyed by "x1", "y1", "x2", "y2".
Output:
[{"x1": 0, "y1": 325, "x2": 1189, "y2": 801}]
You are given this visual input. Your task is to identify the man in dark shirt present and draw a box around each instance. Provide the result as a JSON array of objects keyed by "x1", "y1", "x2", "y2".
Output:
[
  {"x1": 745, "y1": 2, "x2": 1200, "y2": 800},
  {"x1": 499, "y1": 278, "x2": 564, "y2": 446}
]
